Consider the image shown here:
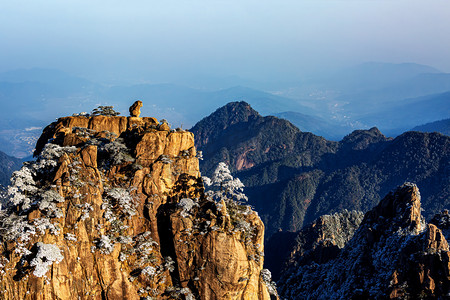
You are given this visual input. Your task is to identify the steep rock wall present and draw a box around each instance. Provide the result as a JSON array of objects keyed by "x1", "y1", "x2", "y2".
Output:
[{"x1": 0, "y1": 114, "x2": 274, "y2": 299}]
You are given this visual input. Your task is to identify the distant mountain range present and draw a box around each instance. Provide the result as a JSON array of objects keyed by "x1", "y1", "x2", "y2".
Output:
[
  {"x1": 0, "y1": 68, "x2": 314, "y2": 156},
  {"x1": 411, "y1": 118, "x2": 450, "y2": 136},
  {"x1": 0, "y1": 62, "x2": 448, "y2": 157},
  {"x1": 191, "y1": 102, "x2": 450, "y2": 240},
  {"x1": 355, "y1": 91, "x2": 450, "y2": 136},
  {"x1": 274, "y1": 111, "x2": 352, "y2": 140}
]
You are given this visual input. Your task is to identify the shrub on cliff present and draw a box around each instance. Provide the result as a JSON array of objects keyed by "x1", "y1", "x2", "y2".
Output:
[{"x1": 91, "y1": 105, "x2": 120, "y2": 116}]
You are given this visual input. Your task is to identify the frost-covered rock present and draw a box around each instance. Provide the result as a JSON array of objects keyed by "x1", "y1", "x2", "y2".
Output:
[
  {"x1": 106, "y1": 188, "x2": 136, "y2": 216},
  {"x1": 279, "y1": 183, "x2": 450, "y2": 299},
  {"x1": 97, "y1": 235, "x2": 115, "y2": 254},
  {"x1": 178, "y1": 198, "x2": 199, "y2": 218},
  {"x1": 142, "y1": 266, "x2": 156, "y2": 277},
  {"x1": 30, "y1": 242, "x2": 64, "y2": 277},
  {"x1": 0, "y1": 112, "x2": 275, "y2": 300}
]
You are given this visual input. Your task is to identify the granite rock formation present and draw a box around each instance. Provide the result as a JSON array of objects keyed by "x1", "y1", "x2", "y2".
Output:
[
  {"x1": 0, "y1": 106, "x2": 275, "y2": 299},
  {"x1": 266, "y1": 210, "x2": 363, "y2": 280},
  {"x1": 279, "y1": 183, "x2": 450, "y2": 299},
  {"x1": 129, "y1": 100, "x2": 143, "y2": 118}
]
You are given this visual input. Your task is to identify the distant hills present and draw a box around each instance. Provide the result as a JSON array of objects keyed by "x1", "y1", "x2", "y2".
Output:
[
  {"x1": 276, "y1": 62, "x2": 450, "y2": 136},
  {"x1": 104, "y1": 84, "x2": 315, "y2": 127},
  {"x1": 355, "y1": 91, "x2": 450, "y2": 136},
  {"x1": 274, "y1": 111, "x2": 352, "y2": 140},
  {"x1": 0, "y1": 68, "x2": 314, "y2": 157},
  {"x1": 321, "y1": 62, "x2": 442, "y2": 93},
  {"x1": 411, "y1": 118, "x2": 450, "y2": 136},
  {"x1": 191, "y1": 102, "x2": 450, "y2": 239},
  {"x1": 0, "y1": 62, "x2": 449, "y2": 157}
]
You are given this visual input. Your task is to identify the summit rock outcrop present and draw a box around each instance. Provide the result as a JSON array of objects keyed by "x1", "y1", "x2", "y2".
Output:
[
  {"x1": 0, "y1": 106, "x2": 275, "y2": 299},
  {"x1": 129, "y1": 100, "x2": 143, "y2": 118}
]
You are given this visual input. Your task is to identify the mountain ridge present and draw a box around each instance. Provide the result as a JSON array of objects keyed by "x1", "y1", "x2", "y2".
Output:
[{"x1": 191, "y1": 102, "x2": 450, "y2": 240}]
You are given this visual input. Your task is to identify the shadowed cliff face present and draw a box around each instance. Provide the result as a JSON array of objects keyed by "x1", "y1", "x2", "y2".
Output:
[
  {"x1": 279, "y1": 183, "x2": 450, "y2": 299},
  {"x1": 266, "y1": 210, "x2": 364, "y2": 281},
  {"x1": 0, "y1": 151, "x2": 22, "y2": 191},
  {"x1": 0, "y1": 114, "x2": 274, "y2": 299}
]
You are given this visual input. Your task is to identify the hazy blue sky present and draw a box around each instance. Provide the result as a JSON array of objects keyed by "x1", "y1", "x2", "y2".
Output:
[{"x1": 1, "y1": 0, "x2": 449, "y2": 83}]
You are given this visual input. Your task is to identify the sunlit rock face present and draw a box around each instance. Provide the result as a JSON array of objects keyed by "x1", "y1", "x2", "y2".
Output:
[{"x1": 0, "y1": 108, "x2": 275, "y2": 299}]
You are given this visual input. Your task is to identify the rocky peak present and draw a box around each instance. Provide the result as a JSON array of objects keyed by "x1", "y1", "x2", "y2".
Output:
[
  {"x1": 431, "y1": 210, "x2": 450, "y2": 230},
  {"x1": 340, "y1": 127, "x2": 391, "y2": 152},
  {"x1": 34, "y1": 114, "x2": 161, "y2": 157},
  {"x1": 364, "y1": 182, "x2": 424, "y2": 235},
  {"x1": 190, "y1": 101, "x2": 261, "y2": 149},
  {"x1": 266, "y1": 210, "x2": 363, "y2": 281},
  {"x1": 279, "y1": 183, "x2": 450, "y2": 299},
  {"x1": 0, "y1": 103, "x2": 275, "y2": 299},
  {"x1": 191, "y1": 101, "x2": 332, "y2": 178}
]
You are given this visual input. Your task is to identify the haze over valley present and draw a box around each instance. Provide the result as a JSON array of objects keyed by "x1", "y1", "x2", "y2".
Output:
[
  {"x1": 1, "y1": 0, "x2": 449, "y2": 158},
  {"x1": 0, "y1": 62, "x2": 449, "y2": 158}
]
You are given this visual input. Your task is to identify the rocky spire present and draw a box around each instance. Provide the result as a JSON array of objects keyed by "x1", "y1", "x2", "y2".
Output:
[{"x1": 129, "y1": 100, "x2": 143, "y2": 117}]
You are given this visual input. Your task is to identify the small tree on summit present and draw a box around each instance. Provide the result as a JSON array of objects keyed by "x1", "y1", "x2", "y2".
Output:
[{"x1": 91, "y1": 106, "x2": 120, "y2": 116}]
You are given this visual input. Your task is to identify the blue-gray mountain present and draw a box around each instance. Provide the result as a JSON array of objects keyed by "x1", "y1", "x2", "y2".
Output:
[
  {"x1": 191, "y1": 102, "x2": 450, "y2": 240},
  {"x1": 412, "y1": 118, "x2": 450, "y2": 136},
  {"x1": 2, "y1": 63, "x2": 448, "y2": 157},
  {"x1": 0, "y1": 151, "x2": 22, "y2": 190},
  {"x1": 273, "y1": 111, "x2": 352, "y2": 141},
  {"x1": 356, "y1": 91, "x2": 450, "y2": 136}
]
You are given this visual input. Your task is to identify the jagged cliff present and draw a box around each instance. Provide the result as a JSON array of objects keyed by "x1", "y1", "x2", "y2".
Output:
[
  {"x1": 266, "y1": 210, "x2": 364, "y2": 280},
  {"x1": 279, "y1": 183, "x2": 450, "y2": 299},
  {"x1": 0, "y1": 108, "x2": 275, "y2": 299}
]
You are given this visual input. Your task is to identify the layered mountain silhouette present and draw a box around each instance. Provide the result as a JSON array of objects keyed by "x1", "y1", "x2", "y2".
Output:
[
  {"x1": 2, "y1": 63, "x2": 448, "y2": 157},
  {"x1": 356, "y1": 91, "x2": 450, "y2": 136},
  {"x1": 274, "y1": 111, "x2": 351, "y2": 141},
  {"x1": 412, "y1": 118, "x2": 450, "y2": 136},
  {"x1": 191, "y1": 102, "x2": 450, "y2": 239}
]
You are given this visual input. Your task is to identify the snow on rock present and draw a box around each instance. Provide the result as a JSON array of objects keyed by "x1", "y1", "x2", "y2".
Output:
[
  {"x1": 0, "y1": 111, "x2": 275, "y2": 300},
  {"x1": 178, "y1": 198, "x2": 199, "y2": 218},
  {"x1": 279, "y1": 183, "x2": 450, "y2": 299},
  {"x1": 30, "y1": 242, "x2": 64, "y2": 277}
]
